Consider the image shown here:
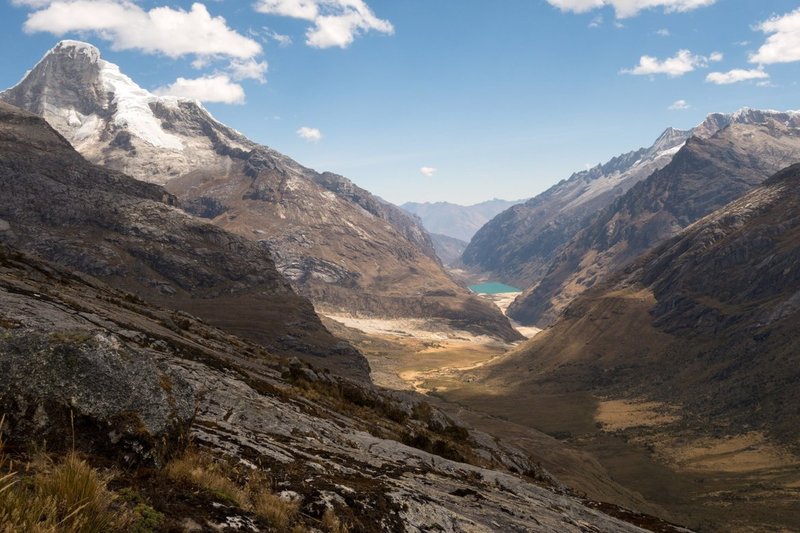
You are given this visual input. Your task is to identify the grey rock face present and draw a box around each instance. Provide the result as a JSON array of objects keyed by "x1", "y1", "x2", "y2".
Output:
[{"x1": 429, "y1": 233, "x2": 469, "y2": 266}]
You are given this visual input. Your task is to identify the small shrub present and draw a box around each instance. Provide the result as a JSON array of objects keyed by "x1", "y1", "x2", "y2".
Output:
[
  {"x1": 118, "y1": 488, "x2": 165, "y2": 533},
  {"x1": 129, "y1": 503, "x2": 165, "y2": 533}
]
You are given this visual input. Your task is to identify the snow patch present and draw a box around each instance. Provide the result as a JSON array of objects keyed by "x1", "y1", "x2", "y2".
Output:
[
  {"x1": 654, "y1": 142, "x2": 685, "y2": 159},
  {"x1": 98, "y1": 60, "x2": 184, "y2": 151}
]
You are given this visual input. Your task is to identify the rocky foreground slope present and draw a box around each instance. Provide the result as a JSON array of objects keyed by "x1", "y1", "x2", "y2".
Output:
[
  {"x1": 0, "y1": 100, "x2": 369, "y2": 378},
  {"x1": 488, "y1": 163, "x2": 800, "y2": 447},
  {"x1": 1, "y1": 41, "x2": 519, "y2": 342},
  {"x1": 508, "y1": 117, "x2": 800, "y2": 326},
  {"x1": 0, "y1": 240, "x2": 688, "y2": 531}
]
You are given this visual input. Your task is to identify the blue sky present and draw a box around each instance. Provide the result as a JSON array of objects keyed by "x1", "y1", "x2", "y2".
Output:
[{"x1": 1, "y1": 1, "x2": 799, "y2": 205}]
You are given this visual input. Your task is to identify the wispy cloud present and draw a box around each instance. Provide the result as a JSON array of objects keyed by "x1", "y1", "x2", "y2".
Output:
[
  {"x1": 229, "y1": 58, "x2": 268, "y2": 83},
  {"x1": 621, "y1": 49, "x2": 721, "y2": 77},
  {"x1": 706, "y1": 68, "x2": 769, "y2": 85},
  {"x1": 545, "y1": 0, "x2": 716, "y2": 19},
  {"x1": 254, "y1": 0, "x2": 393, "y2": 48},
  {"x1": 419, "y1": 166, "x2": 436, "y2": 177},
  {"x1": 154, "y1": 75, "x2": 246, "y2": 104},
  {"x1": 297, "y1": 126, "x2": 323, "y2": 142},
  {"x1": 668, "y1": 99, "x2": 690, "y2": 110}
]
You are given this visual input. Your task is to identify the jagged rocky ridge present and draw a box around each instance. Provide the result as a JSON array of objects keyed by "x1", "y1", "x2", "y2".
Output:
[
  {"x1": 462, "y1": 127, "x2": 691, "y2": 286},
  {"x1": 508, "y1": 117, "x2": 800, "y2": 326},
  {"x1": 0, "y1": 100, "x2": 368, "y2": 378},
  {"x1": 463, "y1": 109, "x2": 800, "y2": 293},
  {"x1": 1, "y1": 40, "x2": 520, "y2": 342},
  {"x1": 486, "y1": 162, "x2": 800, "y2": 448}
]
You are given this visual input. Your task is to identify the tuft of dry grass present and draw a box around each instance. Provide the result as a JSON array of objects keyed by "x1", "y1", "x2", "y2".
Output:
[
  {"x1": 164, "y1": 450, "x2": 245, "y2": 505},
  {"x1": 0, "y1": 450, "x2": 131, "y2": 533},
  {"x1": 249, "y1": 481, "x2": 299, "y2": 530},
  {"x1": 321, "y1": 507, "x2": 349, "y2": 533},
  {"x1": 165, "y1": 449, "x2": 301, "y2": 531}
]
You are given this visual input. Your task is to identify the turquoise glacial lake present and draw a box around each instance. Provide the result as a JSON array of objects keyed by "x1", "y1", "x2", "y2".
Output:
[{"x1": 468, "y1": 282, "x2": 521, "y2": 294}]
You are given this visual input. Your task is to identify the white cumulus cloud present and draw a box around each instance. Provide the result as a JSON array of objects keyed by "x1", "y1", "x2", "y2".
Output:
[
  {"x1": 154, "y1": 75, "x2": 246, "y2": 104},
  {"x1": 668, "y1": 99, "x2": 690, "y2": 110},
  {"x1": 750, "y1": 8, "x2": 800, "y2": 65},
  {"x1": 419, "y1": 167, "x2": 436, "y2": 177},
  {"x1": 22, "y1": 1, "x2": 262, "y2": 60},
  {"x1": 545, "y1": 0, "x2": 716, "y2": 18},
  {"x1": 297, "y1": 126, "x2": 322, "y2": 141},
  {"x1": 621, "y1": 49, "x2": 720, "y2": 77},
  {"x1": 706, "y1": 68, "x2": 769, "y2": 85},
  {"x1": 254, "y1": 0, "x2": 393, "y2": 48}
]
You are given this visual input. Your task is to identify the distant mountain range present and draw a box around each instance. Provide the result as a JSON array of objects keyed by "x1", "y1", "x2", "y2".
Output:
[
  {"x1": 1, "y1": 40, "x2": 520, "y2": 342},
  {"x1": 402, "y1": 198, "x2": 525, "y2": 243}
]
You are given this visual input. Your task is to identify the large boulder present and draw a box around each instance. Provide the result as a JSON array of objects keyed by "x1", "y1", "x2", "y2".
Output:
[{"x1": 0, "y1": 329, "x2": 195, "y2": 465}]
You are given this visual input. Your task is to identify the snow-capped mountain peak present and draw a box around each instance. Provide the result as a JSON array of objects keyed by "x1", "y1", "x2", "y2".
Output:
[
  {"x1": 1, "y1": 40, "x2": 254, "y2": 183},
  {"x1": 52, "y1": 40, "x2": 101, "y2": 62}
]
